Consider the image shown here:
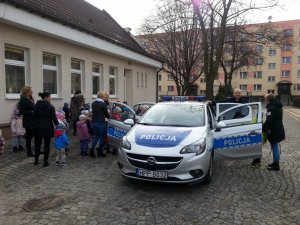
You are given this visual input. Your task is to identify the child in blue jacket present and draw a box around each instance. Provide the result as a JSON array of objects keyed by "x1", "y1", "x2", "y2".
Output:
[{"x1": 54, "y1": 123, "x2": 70, "y2": 167}]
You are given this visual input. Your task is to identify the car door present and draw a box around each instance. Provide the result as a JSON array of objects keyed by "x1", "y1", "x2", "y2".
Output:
[
  {"x1": 213, "y1": 102, "x2": 262, "y2": 160},
  {"x1": 107, "y1": 102, "x2": 136, "y2": 149}
]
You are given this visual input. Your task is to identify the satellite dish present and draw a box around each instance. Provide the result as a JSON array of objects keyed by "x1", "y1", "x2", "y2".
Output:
[{"x1": 268, "y1": 15, "x2": 272, "y2": 21}]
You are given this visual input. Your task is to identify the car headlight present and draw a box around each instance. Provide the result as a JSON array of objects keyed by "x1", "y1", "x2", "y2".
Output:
[
  {"x1": 120, "y1": 136, "x2": 131, "y2": 150},
  {"x1": 180, "y1": 138, "x2": 206, "y2": 155}
]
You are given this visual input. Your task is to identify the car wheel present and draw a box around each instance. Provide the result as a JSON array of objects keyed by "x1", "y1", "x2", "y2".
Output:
[{"x1": 202, "y1": 156, "x2": 213, "y2": 184}]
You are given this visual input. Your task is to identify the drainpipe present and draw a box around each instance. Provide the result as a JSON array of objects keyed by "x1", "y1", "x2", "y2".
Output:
[{"x1": 156, "y1": 66, "x2": 164, "y2": 103}]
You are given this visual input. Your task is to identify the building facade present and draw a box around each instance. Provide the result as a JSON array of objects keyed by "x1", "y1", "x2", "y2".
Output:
[{"x1": 0, "y1": 0, "x2": 162, "y2": 127}]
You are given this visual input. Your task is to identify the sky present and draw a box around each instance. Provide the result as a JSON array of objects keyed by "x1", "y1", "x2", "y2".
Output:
[{"x1": 85, "y1": 0, "x2": 300, "y2": 35}]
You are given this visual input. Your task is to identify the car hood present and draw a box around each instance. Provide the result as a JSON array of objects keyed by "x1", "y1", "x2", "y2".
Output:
[{"x1": 127, "y1": 124, "x2": 206, "y2": 148}]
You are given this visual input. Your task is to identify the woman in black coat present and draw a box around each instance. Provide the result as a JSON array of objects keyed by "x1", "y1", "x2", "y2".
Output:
[
  {"x1": 263, "y1": 94, "x2": 285, "y2": 171},
  {"x1": 19, "y1": 86, "x2": 35, "y2": 157},
  {"x1": 33, "y1": 92, "x2": 58, "y2": 167}
]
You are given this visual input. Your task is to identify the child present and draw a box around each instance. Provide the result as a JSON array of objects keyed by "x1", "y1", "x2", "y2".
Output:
[
  {"x1": 11, "y1": 109, "x2": 25, "y2": 152},
  {"x1": 0, "y1": 130, "x2": 5, "y2": 157},
  {"x1": 62, "y1": 102, "x2": 70, "y2": 124},
  {"x1": 54, "y1": 123, "x2": 70, "y2": 167},
  {"x1": 81, "y1": 110, "x2": 93, "y2": 137},
  {"x1": 76, "y1": 115, "x2": 90, "y2": 156},
  {"x1": 56, "y1": 110, "x2": 70, "y2": 154},
  {"x1": 112, "y1": 106, "x2": 122, "y2": 121}
]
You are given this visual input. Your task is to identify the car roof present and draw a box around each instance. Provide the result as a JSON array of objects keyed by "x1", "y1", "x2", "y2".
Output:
[{"x1": 157, "y1": 101, "x2": 207, "y2": 106}]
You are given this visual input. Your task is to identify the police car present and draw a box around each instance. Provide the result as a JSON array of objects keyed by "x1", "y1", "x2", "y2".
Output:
[{"x1": 115, "y1": 97, "x2": 262, "y2": 184}]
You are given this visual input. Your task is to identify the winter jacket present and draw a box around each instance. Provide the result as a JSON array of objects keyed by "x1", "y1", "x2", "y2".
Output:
[
  {"x1": 19, "y1": 95, "x2": 35, "y2": 128},
  {"x1": 70, "y1": 94, "x2": 85, "y2": 121},
  {"x1": 33, "y1": 100, "x2": 59, "y2": 138},
  {"x1": 76, "y1": 120, "x2": 90, "y2": 140},
  {"x1": 54, "y1": 130, "x2": 70, "y2": 149},
  {"x1": 262, "y1": 99, "x2": 285, "y2": 144},
  {"x1": 91, "y1": 100, "x2": 110, "y2": 123},
  {"x1": 62, "y1": 106, "x2": 70, "y2": 123},
  {"x1": 11, "y1": 117, "x2": 25, "y2": 136}
]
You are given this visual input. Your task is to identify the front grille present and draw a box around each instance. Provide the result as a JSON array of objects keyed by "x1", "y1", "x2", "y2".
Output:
[{"x1": 126, "y1": 153, "x2": 182, "y2": 171}]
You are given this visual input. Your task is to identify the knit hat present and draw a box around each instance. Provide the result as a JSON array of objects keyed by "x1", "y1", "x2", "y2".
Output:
[
  {"x1": 81, "y1": 110, "x2": 89, "y2": 116},
  {"x1": 79, "y1": 115, "x2": 87, "y2": 121},
  {"x1": 56, "y1": 123, "x2": 65, "y2": 131},
  {"x1": 63, "y1": 102, "x2": 69, "y2": 108},
  {"x1": 114, "y1": 106, "x2": 122, "y2": 113},
  {"x1": 56, "y1": 111, "x2": 65, "y2": 121}
]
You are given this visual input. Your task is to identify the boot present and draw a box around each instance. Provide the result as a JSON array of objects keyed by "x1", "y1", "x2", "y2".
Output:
[
  {"x1": 27, "y1": 151, "x2": 35, "y2": 157},
  {"x1": 34, "y1": 157, "x2": 39, "y2": 165},
  {"x1": 89, "y1": 148, "x2": 96, "y2": 158},
  {"x1": 18, "y1": 145, "x2": 24, "y2": 151},
  {"x1": 267, "y1": 162, "x2": 280, "y2": 171},
  {"x1": 13, "y1": 147, "x2": 18, "y2": 153}
]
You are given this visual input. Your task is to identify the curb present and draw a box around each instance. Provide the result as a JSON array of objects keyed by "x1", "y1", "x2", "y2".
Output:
[{"x1": 283, "y1": 108, "x2": 300, "y2": 119}]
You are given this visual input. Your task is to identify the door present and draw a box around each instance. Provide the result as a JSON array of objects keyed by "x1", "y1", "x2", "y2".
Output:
[
  {"x1": 213, "y1": 102, "x2": 262, "y2": 160},
  {"x1": 107, "y1": 102, "x2": 136, "y2": 149}
]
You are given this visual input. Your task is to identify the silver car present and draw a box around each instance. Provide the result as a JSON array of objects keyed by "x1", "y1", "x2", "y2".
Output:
[{"x1": 116, "y1": 101, "x2": 262, "y2": 184}]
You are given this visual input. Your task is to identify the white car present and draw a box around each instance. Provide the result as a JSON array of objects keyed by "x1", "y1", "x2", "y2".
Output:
[{"x1": 116, "y1": 101, "x2": 262, "y2": 184}]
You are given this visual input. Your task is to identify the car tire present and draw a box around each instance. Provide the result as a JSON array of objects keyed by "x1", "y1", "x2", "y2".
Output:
[{"x1": 202, "y1": 155, "x2": 213, "y2": 185}]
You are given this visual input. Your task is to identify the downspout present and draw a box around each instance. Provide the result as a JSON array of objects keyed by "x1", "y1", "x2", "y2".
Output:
[{"x1": 156, "y1": 66, "x2": 164, "y2": 103}]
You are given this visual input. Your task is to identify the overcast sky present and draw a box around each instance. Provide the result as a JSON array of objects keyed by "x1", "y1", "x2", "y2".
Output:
[{"x1": 85, "y1": 0, "x2": 300, "y2": 35}]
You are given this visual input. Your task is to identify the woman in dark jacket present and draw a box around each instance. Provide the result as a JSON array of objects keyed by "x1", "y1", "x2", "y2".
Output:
[
  {"x1": 89, "y1": 91, "x2": 110, "y2": 158},
  {"x1": 263, "y1": 94, "x2": 285, "y2": 171},
  {"x1": 33, "y1": 92, "x2": 58, "y2": 167},
  {"x1": 70, "y1": 90, "x2": 85, "y2": 136},
  {"x1": 19, "y1": 86, "x2": 35, "y2": 157}
]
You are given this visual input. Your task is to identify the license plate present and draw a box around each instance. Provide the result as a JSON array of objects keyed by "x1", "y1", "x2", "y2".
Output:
[{"x1": 136, "y1": 169, "x2": 168, "y2": 179}]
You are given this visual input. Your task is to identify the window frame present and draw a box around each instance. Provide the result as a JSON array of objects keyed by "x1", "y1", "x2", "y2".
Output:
[
  {"x1": 282, "y1": 57, "x2": 291, "y2": 64},
  {"x1": 92, "y1": 62, "x2": 103, "y2": 97},
  {"x1": 240, "y1": 72, "x2": 248, "y2": 79},
  {"x1": 281, "y1": 70, "x2": 291, "y2": 77},
  {"x1": 71, "y1": 58, "x2": 83, "y2": 95},
  {"x1": 254, "y1": 84, "x2": 262, "y2": 91},
  {"x1": 109, "y1": 66, "x2": 117, "y2": 98},
  {"x1": 268, "y1": 76, "x2": 275, "y2": 82},
  {"x1": 268, "y1": 63, "x2": 276, "y2": 69},
  {"x1": 254, "y1": 71, "x2": 262, "y2": 79},
  {"x1": 240, "y1": 84, "x2": 247, "y2": 91}
]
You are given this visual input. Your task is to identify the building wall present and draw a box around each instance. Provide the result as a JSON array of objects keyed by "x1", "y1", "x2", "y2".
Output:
[{"x1": 0, "y1": 23, "x2": 157, "y2": 125}]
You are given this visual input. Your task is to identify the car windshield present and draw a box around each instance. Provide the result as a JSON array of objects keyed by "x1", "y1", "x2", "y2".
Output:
[{"x1": 138, "y1": 103, "x2": 205, "y2": 127}]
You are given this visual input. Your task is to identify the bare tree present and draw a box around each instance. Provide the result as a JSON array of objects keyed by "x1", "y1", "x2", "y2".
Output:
[
  {"x1": 138, "y1": 0, "x2": 204, "y2": 95},
  {"x1": 192, "y1": 0, "x2": 280, "y2": 100}
]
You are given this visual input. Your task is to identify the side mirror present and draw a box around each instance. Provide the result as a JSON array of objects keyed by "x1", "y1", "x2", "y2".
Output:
[
  {"x1": 216, "y1": 121, "x2": 227, "y2": 130},
  {"x1": 124, "y1": 119, "x2": 134, "y2": 127}
]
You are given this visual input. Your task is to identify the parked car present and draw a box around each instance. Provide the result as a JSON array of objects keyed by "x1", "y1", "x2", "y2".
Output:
[{"x1": 116, "y1": 101, "x2": 262, "y2": 184}]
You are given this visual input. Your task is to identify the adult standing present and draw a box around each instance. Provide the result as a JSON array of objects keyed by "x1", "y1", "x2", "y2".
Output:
[
  {"x1": 19, "y1": 86, "x2": 35, "y2": 157},
  {"x1": 70, "y1": 90, "x2": 85, "y2": 136},
  {"x1": 33, "y1": 91, "x2": 58, "y2": 167},
  {"x1": 263, "y1": 94, "x2": 285, "y2": 171},
  {"x1": 89, "y1": 91, "x2": 110, "y2": 158}
]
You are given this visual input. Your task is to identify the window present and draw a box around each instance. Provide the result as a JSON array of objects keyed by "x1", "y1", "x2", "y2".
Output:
[
  {"x1": 268, "y1": 76, "x2": 275, "y2": 82},
  {"x1": 158, "y1": 85, "x2": 161, "y2": 92},
  {"x1": 268, "y1": 63, "x2": 276, "y2": 69},
  {"x1": 294, "y1": 84, "x2": 300, "y2": 91},
  {"x1": 109, "y1": 66, "x2": 117, "y2": 97},
  {"x1": 298, "y1": 56, "x2": 300, "y2": 64},
  {"x1": 240, "y1": 85, "x2": 247, "y2": 91},
  {"x1": 145, "y1": 73, "x2": 147, "y2": 88},
  {"x1": 281, "y1": 44, "x2": 292, "y2": 51},
  {"x1": 281, "y1": 70, "x2": 291, "y2": 77},
  {"x1": 283, "y1": 29, "x2": 292, "y2": 37},
  {"x1": 298, "y1": 70, "x2": 300, "y2": 78},
  {"x1": 240, "y1": 57, "x2": 248, "y2": 66},
  {"x1": 43, "y1": 53, "x2": 58, "y2": 95},
  {"x1": 141, "y1": 73, "x2": 144, "y2": 87},
  {"x1": 254, "y1": 84, "x2": 262, "y2": 91},
  {"x1": 158, "y1": 74, "x2": 161, "y2": 81},
  {"x1": 269, "y1": 49, "x2": 276, "y2": 56},
  {"x1": 240, "y1": 72, "x2": 247, "y2": 79},
  {"x1": 5, "y1": 45, "x2": 26, "y2": 95},
  {"x1": 282, "y1": 57, "x2": 291, "y2": 64},
  {"x1": 255, "y1": 32, "x2": 264, "y2": 39},
  {"x1": 268, "y1": 90, "x2": 275, "y2": 94},
  {"x1": 71, "y1": 59, "x2": 83, "y2": 94},
  {"x1": 200, "y1": 78, "x2": 206, "y2": 83},
  {"x1": 137, "y1": 72, "x2": 139, "y2": 87},
  {"x1": 255, "y1": 58, "x2": 263, "y2": 65},
  {"x1": 255, "y1": 45, "x2": 263, "y2": 52},
  {"x1": 92, "y1": 63, "x2": 102, "y2": 95},
  {"x1": 167, "y1": 74, "x2": 173, "y2": 80},
  {"x1": 254, "y1": 71, "x2": 262, "y2": 79},
  {"x1": 167, "y1": 86, "x2": 174, "y2": 92}
]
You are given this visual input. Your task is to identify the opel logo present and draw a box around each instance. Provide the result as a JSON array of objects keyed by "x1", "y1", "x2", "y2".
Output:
[{"x1": 147, "y1": 157, "x2": 156, "y2": 165}]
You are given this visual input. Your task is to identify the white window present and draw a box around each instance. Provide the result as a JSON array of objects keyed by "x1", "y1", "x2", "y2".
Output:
[
  {"x1": 282, "y1": 57, "x2": 291, "y2": 64},
  {"x1": 254, "y1": 71, "x2": 262, "y2": 79},
  {"x1": 268, "y1": 76, "x2": 275, "y2": 82},
  {"x1": 92, "y1": 63, "x2": 102, "y2": 96},
  {"x1": 269, "y1": 49, "x2": 276, "y2": 56},
  {"x1": 268, "y1": 63, "x2": 276, "y2": 69},
  {"x1": 109, "y1": 66, "x2": 117, "y2": 97},
  {"x1": 240, "y1": 72, "x2": 247, "y2": 79},
  {"x1": 255, "y1": 58, "x2": 263, "y2": 65},
  {"x1": 5, "y1": 45, "x2": 26, "y2": 95},
  {"x1": 167, "y1": 86, "x2": 174, "y2": 92},
  {"x1": 268, "y1": 90, "x2": 275, "y2": 94},
  {"x1": 240, "y1": 85, "x2": 247, "y2": 91},
  {"x1": 255, "y1": 45, "x2": 263, "y2": 52},
  {"x1": 200, "y1": 78, "x2": 206, "y2": 83},
  {"x1": 43, "y1": 53, "x2": 59, "y2": 96},
  {"x1": 282, "y1": 70, "x2": 291, "y2": 77},
  {"x1": 294, "y1": 84, "x2": 300, "y2": 91},
  {"x1": 141, "y1": 72, "x2": 144, "y2": 87},
  {"x1": 282, "y1": 45, "x2": 292, "y2": 51},
  {"x1": 167, "y1": 74, "x2": 173, "y2": 80},
  {"x1": 298, "y1": 70, "x2": 300, "y2": 78},
  {"x1": 254, "y1": 84, "x2": 262, "y2": 91},
  {"x1": 137, "y1": 72, "x2": 139, "y2": 87},
  {"x1": 145, "y1": 73, "x2": 147, "y2": 88},
  {"x1": 71, "y1": 58, "x2": 83, "y2": 94},
  {"x1": 283, "y1": 29, "x2": 292, "y2": 37}
]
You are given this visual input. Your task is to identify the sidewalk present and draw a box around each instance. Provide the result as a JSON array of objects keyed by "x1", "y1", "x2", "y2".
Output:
[{"x1": 283, "y1": 106, "x2": 300, "y2": 119}]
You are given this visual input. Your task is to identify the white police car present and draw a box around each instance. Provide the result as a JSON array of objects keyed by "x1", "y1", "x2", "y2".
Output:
[{"x1": 116, "y1": 99, "x2": 262, "y2": 184}]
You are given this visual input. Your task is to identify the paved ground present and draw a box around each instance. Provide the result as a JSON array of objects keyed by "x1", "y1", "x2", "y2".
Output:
[{"x1": 0, "y1": 107, "x2": 300, "y2": 225}]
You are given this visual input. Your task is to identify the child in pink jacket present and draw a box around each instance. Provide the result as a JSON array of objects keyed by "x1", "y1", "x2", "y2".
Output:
[{"x1": 76, "y1": 115, "x2": 90, "y2": 156}]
